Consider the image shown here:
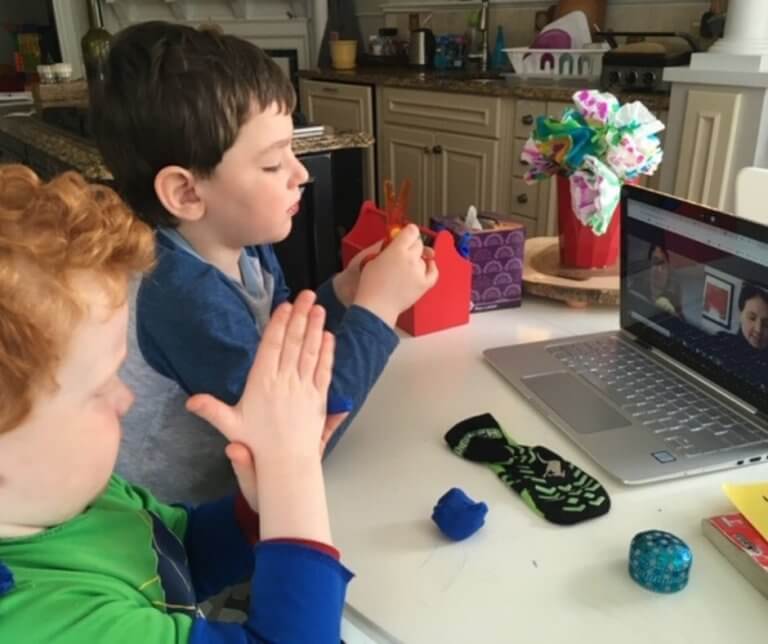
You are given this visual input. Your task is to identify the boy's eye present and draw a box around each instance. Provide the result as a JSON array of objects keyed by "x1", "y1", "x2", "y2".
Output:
[{"x1": 262, "y1": 164, "x2": 282, "y2": 173}]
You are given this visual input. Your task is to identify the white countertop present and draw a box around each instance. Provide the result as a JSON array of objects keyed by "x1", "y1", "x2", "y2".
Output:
[
  {"x1": 664, "y1": 65, "x2": 768, "y2": 88},
  {"x1": 327, "y1": 298, "x2": 768, "y2": 644}
]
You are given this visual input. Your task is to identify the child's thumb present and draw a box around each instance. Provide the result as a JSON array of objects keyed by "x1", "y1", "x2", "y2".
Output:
[{"x1": 187, "y1": 394, "x2": 239, "y2": 440}]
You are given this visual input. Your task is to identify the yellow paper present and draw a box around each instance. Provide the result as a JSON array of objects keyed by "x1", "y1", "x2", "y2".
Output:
[{"x1": 723, "y1": 482, "x2": 768, "y2": 541}]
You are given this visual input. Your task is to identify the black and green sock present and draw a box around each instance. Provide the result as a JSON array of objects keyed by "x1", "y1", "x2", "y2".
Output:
[{"x1": 445, "y1": 413, "x2": 610, "y2": 525}]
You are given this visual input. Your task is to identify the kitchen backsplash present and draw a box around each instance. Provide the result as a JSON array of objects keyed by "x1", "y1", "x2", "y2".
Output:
[{"x1": 359, "y1": 1, "x2": 711, "y2": 51}]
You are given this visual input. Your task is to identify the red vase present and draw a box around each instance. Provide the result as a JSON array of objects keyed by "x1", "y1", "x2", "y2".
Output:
[{"x1": 556, "y1": 174, "x2": 620, "y2": 269}]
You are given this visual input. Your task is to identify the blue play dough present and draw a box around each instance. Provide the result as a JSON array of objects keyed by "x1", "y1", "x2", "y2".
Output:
[
  {"x1": 629, "y1": 530, "x2": 692, "y2": 593},
  {"x1": 0, "y1": 563, "x2": 14, "y2": 596},
  {"x1": 432, "y1": 488, "x2": 488, "y2": 541}
]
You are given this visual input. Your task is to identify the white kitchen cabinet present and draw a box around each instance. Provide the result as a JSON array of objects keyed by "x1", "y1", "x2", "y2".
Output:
[
  {"x1": 377, "y1": 86, "x2": 514, "y2": 227},
  {"x1": 661, "y1": 80, "x2": 768, "y2": 212},
  {"x1": 299, "y1": 79, "x2": 376, "y2": 201}
]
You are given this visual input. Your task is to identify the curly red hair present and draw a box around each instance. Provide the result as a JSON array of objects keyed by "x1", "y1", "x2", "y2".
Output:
[{"x1": 0, "y1": 165, "x2": 155, "y2": 433}]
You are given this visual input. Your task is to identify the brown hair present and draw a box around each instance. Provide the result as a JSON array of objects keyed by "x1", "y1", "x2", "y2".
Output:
[
  {"x1": 0, "y1": 165, "x2": 155, "y2": 433},
  {"x1": 92, "y1": 21, "x2": 296, "y2": 228}
]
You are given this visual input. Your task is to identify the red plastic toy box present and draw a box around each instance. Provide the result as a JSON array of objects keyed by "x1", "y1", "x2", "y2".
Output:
[{"x1": 341, "y1": 201, "x2": 471, "y2": 336}]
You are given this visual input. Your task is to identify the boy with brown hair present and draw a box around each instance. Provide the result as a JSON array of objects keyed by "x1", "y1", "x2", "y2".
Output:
[
  {"x1": 92, "y1": 21, "x2": 438, "y2": 503},
  {"x1": 0, "y1": 164, "x2": 353, "y2": 643}
]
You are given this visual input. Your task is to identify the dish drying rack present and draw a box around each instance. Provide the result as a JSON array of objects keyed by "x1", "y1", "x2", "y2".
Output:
[{"x1": 503, "y1": 46, "x2": 608, "y2": 79}]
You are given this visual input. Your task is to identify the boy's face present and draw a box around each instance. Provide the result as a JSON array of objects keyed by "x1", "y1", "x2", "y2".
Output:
[
  {"x1": 0, "y1": 276, "x2": 133, "y2": 535},
  {"x1": 196, "y1": 101, "x2": 310, "y2": 247}
]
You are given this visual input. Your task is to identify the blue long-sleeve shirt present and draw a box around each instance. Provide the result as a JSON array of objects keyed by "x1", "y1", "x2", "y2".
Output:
[
  {"x1": 116, "y1": 231, "x2": 399, "y2": 503},
  {"x1": 0, "y1": 476, "x2": 352, "y2": 643}
]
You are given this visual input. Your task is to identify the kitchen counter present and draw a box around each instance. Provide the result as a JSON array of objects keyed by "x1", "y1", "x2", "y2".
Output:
[
  {"x1": 299, "y1": 67, "x2": 670, "y2": 111},
  {"x1": 0, "y1": 115, "x2": 374, "y2": 181}
]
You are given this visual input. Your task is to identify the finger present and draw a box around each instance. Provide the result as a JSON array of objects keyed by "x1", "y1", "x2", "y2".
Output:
[
  {"x1": 252, "y1": 302, "x2": 292, "y2": 378},
  {"x1": 424, "y1": 258, "x2": 440, "y2": 288},
  {"x1": 408, "y1": 235, "x2": 425, "y2": 255},
  {"x1": 387, "y1": 223, "x2": 419, "y2": 249},
  {"x1": 225, "y1": 443, "x2": 259, "y2": 499},
  {"x1": 320, "y1": 412, "x2": 350, "y2": 455},
  {"x1": 225, "y1": 442, "x2": 254, "y2": 468},
  {"x1": 298, "y1": 304, "x2": 326, "y2": 380},
  {"x1": 314, "y1": 331, "x2": 335, "y2": 394},
  {"x1": 351, "y1": 240, "x2": 383, "y2": 267},
  {"x1": 187, "y1": 394, "x2": 241, "y2": 442},
  {"x1": 279, "y1": 290, "x2": 316, "y2": 372},
  {"x1": 422, "y1": 246, "x2": 435, "y2": 260}
]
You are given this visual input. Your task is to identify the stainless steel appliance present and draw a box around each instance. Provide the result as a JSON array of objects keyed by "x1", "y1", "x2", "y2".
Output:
[
  {"x1": 408, "y1": 28, "x2": 436, "y2": 68},
  {"x1": 598, "y1": 32, "x2": 698, "y2": 93}
]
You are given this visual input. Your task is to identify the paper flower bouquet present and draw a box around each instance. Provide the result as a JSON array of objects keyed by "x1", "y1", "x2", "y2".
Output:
[{"x1": 521, "y1": 89, "x2": 665, "y2": 236}]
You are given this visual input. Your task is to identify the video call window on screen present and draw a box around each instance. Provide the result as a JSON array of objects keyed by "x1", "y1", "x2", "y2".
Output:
[{"x1": 624, "y1": 200, "x2": 768, "y2": 396}]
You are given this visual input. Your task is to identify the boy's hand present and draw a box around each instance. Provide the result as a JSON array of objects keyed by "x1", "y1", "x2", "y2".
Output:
[
  {"x1": 332, "y1": 240, "x2": 383, "y2": 307},
  {"x1": 353, "y1": 224, "x2": 439, "y2": 328},
  {"x1": 224, "y1": 411, "x2": 347, "y2": 512},
  {"x1": 186, "y1": 291, "x2": 339, "y2": 512}
]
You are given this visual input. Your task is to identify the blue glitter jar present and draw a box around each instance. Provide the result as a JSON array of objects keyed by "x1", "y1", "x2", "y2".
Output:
[{"x1": 628, "y1": 530, "x2": 692, "y2": 593}]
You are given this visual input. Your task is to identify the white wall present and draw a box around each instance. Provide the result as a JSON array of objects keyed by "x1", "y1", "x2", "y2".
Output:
[
  {"x1": 53, "y1": 0, "x2": 321, "y2": 77},
  {"x1": 99, "y1": 0, "x2": 313, "y2": 67},
  {"x1": 355, "y1": 0, "x2": 710, "y2": 49}
]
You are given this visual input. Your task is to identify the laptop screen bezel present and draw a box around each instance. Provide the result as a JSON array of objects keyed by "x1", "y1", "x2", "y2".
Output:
[{"x1": 620, "y1": 184, "x2": 768, "y2": 416}]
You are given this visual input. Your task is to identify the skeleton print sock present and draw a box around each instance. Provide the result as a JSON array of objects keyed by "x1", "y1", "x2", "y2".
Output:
[{"x1": 444, "y1": 413, "x2": 610, "y2": 525}]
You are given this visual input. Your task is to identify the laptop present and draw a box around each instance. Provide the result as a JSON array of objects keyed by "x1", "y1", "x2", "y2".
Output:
[{"x1": 484, "y1": 185, "x2": 768, "y2": 484}]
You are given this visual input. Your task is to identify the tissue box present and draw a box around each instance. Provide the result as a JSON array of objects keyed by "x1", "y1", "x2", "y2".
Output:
[{"x1": 431, "y1": 214, "x2": 526, "y2": 312}]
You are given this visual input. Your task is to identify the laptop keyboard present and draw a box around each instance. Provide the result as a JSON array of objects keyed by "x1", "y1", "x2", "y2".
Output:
[{"x1": 548, "y1": 337, "x2": 768, "y2": 457}]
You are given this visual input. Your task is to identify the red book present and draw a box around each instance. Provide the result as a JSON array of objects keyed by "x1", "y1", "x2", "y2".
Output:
[{"x1": 702, "y1": 513, "x2": 768, "y2": 598}]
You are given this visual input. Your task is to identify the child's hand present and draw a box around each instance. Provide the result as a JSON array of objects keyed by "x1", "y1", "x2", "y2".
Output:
[
  {"x1": 332, "y1": 240, "x2": 383, "y2": 307},
  {"x1": 353, "y1": 224, "x2": 439, "y2": 327},
  {"x1": 223, "y1": 411, "x2": 347, "y2": 512},
  {"x1": 186, "y1": 291, "x2": 340, "y2": 515}
]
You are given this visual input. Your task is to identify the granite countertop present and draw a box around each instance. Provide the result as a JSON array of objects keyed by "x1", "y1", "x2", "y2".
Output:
[
  {"x1": 0, "y1": 115, "x2": 374, "y2": 181},
  {"x1": 299, "y1": 67, "x2": 671, "y2": 111}
]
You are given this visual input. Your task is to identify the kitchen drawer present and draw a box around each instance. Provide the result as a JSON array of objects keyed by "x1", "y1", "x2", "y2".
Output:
[
  {"x1": 510, "y1": 214, "x2": 538, "y2": 237},
  {"x1": 509, "y1": 178, "x2": 539, "y2": 219},
  {"x1": 301, "y1": 79, "x2": 372, "y2": 102},
  {"x1": 514, "y1": 99, "x2": 546, "y2": 138},
  {"x1": 379, "y1": 87, "x2": 502, "y2": 139},
  {"x1": 300, "y1": 80, "x2": 374, "y2": 133}
]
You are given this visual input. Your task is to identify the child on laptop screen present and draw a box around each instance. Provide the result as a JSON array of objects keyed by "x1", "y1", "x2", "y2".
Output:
[
  {"x1": 91, "y1": 21, "x2": 438, "y2": 503},
  {"x1": 0, "y1": 165, "x2": 352, "y2": 643}
]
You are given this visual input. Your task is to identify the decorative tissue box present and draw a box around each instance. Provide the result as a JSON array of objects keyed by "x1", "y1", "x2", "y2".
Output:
[{"x1": 431, "y1": 214, "x2": 526, "y2": 312}]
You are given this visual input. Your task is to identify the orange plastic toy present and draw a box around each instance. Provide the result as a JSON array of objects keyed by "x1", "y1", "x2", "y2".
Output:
[{"x1": 341, "y1": 180, "x2": 472, "y2": 337}]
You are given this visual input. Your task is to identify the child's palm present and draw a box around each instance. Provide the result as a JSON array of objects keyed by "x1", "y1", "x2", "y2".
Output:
[{"x1": 187, "y1": 291, "x2": 334, "y2": 463}]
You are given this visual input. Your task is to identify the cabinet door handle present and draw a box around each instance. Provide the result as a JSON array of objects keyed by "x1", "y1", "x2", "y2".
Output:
[
  {"x1": 432, "y1": 144, "x2": 443, "y2": 154},
  {"x1": 516, "y1": 193, "x2": 529, "y2": 204},
  {"x1": 521, "y1": 114, "x2": 534, "y2": 125},
  {"x1": 321, "y1": 86, "x2": 339, "y2": 93}
]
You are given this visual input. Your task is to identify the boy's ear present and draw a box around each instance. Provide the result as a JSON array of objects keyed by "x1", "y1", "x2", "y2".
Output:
[{"x1": 154, "y1": 166, "x2": 206, "y2": 222}]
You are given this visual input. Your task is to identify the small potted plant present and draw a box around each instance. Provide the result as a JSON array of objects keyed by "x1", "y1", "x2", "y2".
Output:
[{"x1": 521, "y1": 89, "x2": 664, "y2": 268}]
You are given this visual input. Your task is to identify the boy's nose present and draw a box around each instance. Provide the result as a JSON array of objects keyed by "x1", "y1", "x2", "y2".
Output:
[{"x1": 293, "y1": 158, "x2": 309, "y2": 187}]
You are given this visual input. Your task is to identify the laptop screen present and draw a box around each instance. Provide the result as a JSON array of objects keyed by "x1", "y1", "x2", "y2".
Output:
[{"x1": 620, "y1": 185, "x2": 768, "y2": 416}]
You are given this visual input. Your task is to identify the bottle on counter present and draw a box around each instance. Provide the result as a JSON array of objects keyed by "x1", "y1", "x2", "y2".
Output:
[{"x1": 81, "y1": 0, "x2": 112, "y2": 86}]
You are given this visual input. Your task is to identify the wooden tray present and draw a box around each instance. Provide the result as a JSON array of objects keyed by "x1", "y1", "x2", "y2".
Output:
[{"x1": 522, "y1": 236, "x2": 619, "y2": 307}]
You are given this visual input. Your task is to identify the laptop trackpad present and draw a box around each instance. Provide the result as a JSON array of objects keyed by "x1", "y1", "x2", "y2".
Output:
[{"x1": 523, "y1": 372, "x2": 632, "y2": 434}]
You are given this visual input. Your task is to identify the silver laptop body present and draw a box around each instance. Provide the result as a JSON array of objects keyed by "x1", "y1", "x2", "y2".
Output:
[{"x1": 484, "y1": 185, "x2": 768, "y2": 484}]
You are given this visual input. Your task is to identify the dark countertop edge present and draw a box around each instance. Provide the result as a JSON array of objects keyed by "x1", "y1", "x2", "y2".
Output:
[{"x1": 0, "y1": 116, "x2": 374, "y2": 181}]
